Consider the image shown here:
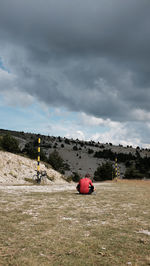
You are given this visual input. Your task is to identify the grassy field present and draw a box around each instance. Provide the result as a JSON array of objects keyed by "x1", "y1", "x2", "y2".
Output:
[{"x1": 0, "y1": 181, "x2": 150, "y2": 266}]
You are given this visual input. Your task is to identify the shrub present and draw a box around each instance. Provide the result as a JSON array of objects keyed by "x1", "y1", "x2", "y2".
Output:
[
  {"x1": 88, "y1": 148, "x2": 94, "y2": 154},
  {"x1": 66, "y1": 176, "x2": 73, "y2": 183},
  {"x1": 124, "y1": 166, "x2": 144, "y2": 179},
  {"x1": 0, "y1": 137, "x2": 2, "y2": 149},
  {"x1": 53, "y1": 145, "x2": 57, "y2": 149},
  {"x1": 79, "y1": 142, "x2": 84, "y2": 147},
  {"x1": 48, "y1": 150, "x2": 64, "y2": 172},
  {"x1": 53, "y1": 142, "x2": 58, "y2": 149},
  {"x1": 73, "y1": 145, "x2": 78, "y2": 151},
  {"x1": 94, "y1": 149, "x2": 136, "y2": 163},
  {"x1": 65, "y1": 138, "x2": 70, "y2": 144},
  {"x1": 71, "y1": 172, "x2": 80, "y2": 182},
  {"x1": 1, "y1": 134, "x2": 20, "y2": 153},
  {"x1": 58, "y1": 136, "x2": 62, "y2": 142},
  {"x1": 94, "y1": 162, "x2": 114, "y2": 181},
  {"x1": 94, "y1": 149, "x2": 115, "y2": 161},
  {"x1": 99, "y1": 145, "x2": 105, "y2": 148},
  {"x1": 23, "y1": 141, "x2": 47, "y2": 161},
  {"x1": 63, "y1": 163, "x2": 70, "y2": 171}
]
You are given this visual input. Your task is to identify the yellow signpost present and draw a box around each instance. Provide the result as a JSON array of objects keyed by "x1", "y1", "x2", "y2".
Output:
[
  {"x1": 115, "y1": 157, "x2": 118, "y2": 181},
  {"x1": 37, "y1": 137, "x2": 40, "y2": 182}
]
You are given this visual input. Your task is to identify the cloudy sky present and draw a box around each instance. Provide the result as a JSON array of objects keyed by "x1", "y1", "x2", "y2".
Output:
[{"x1": 0, "y1": 0, "x2": 150, "y2": 148}]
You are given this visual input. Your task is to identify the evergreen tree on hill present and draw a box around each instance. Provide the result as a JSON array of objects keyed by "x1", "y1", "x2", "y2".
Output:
[
  {"x1": 94, "y1": 162, "x2": 114, "y2": 181},
  {"x1": 1, "y1": 134, "x2": 20, "y2": 153},
  {"x1": 48, "y1": 150, "x2": 64, "y2": 173}
]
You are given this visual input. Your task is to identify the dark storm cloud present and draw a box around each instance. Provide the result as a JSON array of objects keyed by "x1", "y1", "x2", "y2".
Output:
[{"x1": 0, "y1": 0, "x2": 150, "y2": 121}]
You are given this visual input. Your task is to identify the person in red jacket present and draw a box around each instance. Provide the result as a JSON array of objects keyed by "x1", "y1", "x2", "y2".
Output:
[{"x1": 76, "y1": 173, "x2": 95, "y2": 194}]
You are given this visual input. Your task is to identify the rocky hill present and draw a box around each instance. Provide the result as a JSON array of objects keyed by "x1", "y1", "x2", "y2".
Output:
[
  {"x1": 1, "y1": 128, "x2": 150, "y2": 179},
  {"x1": 0, "y1": 150, "x2": 66, "y2": 185}
]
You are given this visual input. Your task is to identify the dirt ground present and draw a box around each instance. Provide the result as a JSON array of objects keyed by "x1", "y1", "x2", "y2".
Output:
[
  {"x1": 0, "y1": 181, "x2": 150, "y2": 265},
  {"x1": 0, "y1": 181, "x2": 111, "y2": 194},
  {"x1": 0, "y1": 179, "x2": 149, "y2": 194}
]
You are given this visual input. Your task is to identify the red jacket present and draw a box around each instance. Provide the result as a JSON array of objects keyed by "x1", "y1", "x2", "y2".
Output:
[{"x1": 78, "y1": 178, "x2": 94, "y2": 194}]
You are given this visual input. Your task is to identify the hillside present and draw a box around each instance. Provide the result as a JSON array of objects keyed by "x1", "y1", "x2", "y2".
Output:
[
  {"x1": 0, "y1": 150, "x2": 66, "y2": 185},
  {"x1": 0, "y1": 128, "x2": 150, "y2": 179}
]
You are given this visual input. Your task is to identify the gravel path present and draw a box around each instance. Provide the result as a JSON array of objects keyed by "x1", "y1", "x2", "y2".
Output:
[
  {"x1": 0, "y1": 183, "x2": 76, "y2": 194},
  {"x1": 0, "y1": 182, "x2": 112, "y2": 194}
]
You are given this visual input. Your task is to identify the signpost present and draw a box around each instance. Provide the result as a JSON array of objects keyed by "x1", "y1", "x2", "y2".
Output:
[
  {"x1": 115, "y1": 157, "x2": 118, "y2": 181},
  {"x1": 37, "y1": 137, "x2": 40, "y2": 183}
]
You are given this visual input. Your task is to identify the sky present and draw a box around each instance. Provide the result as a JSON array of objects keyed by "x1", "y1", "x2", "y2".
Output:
[{"x1": 0, "y1": 0, "x2": 150, "y2": 148}]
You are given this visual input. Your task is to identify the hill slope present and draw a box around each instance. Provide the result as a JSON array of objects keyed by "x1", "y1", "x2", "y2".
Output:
[
  {"x1": 0, "y1": 151, "x2": 66, "y2": 185},
  {"x1": 0, "y1": 128, "x2": 150, "y2": 179}
]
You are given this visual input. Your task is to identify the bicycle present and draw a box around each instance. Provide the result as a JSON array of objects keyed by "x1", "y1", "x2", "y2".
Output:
[{"x1": 32, "y1": 170, "x2": 48, "y2": 184}]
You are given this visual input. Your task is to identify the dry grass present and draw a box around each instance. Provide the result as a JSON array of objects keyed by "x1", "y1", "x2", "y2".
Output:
[{"x1": 0, "y1": 181, "x2": 150, "y2": 266}]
